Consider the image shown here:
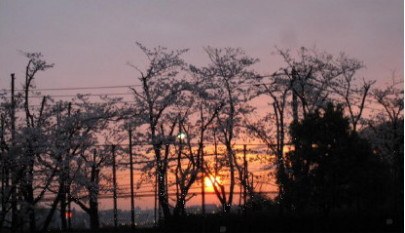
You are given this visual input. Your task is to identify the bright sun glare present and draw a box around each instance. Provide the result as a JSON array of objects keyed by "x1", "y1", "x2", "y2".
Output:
[{"x1": 204, "y1": 176, "x2": 221, "y2": 192}]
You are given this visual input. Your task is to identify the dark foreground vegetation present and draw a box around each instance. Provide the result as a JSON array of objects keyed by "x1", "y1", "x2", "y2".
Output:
[
  {"x1": 165, "y1": 211, "x2": 401, "y2": 233},
  {"x1": 33, "y1": 209, "x2": 403, "y2": 233}
]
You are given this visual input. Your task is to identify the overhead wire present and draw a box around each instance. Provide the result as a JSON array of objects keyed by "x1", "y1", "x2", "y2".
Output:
[{"x1": 0, "y1": 80, "x2": 392, "y2": 114}]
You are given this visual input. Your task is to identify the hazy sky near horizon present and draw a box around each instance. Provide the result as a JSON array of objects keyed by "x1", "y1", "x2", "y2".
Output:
[{"x1": 0, "y1": 0, "x2": 403, "y2": 95}]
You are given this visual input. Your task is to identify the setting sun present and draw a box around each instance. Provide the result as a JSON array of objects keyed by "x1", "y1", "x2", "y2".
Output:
[{"x1": 204, "y1": 176, "x2": 221, "y2": 192}]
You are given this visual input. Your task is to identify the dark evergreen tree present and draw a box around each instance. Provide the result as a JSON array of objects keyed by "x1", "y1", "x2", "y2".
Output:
[{"x1": 282, "y1": 103, "x2": 388, "y2": 214}]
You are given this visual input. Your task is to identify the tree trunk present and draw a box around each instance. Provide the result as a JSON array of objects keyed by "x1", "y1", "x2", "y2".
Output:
[
  {"x1": 41, "y1": 186, "x2": 63, "y2": 232},
  {"x1": 157, "y1": 166, "x2": 171, "y2": 219},
  {"x1": 173, "y1": 196, "x2": 186, "y2": 217},
  {"x1": 392, "y1": 121, "x2": 403, "y2": 219},
  {"x1": 59, "y1": 184, "x2": 67, "y2": 231},
  {"x1": 89, "y1": 198, "x2": 99, "y2": 230},
  {"x1": 24, "y1": 149, "x2": 36, "y2": 233},
  {"x1": 89, "y1": 165, "x2": 100, "y2": 230}
]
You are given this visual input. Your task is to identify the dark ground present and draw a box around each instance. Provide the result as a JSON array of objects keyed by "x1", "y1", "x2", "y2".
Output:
[{"x1": 41, "y1": 210, "x2": 403, "y2": 233}]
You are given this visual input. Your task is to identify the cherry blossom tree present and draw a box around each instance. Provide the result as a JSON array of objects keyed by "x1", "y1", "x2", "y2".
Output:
[
  {"x1": 129, "y1": 43, "x2": 188, "y2": 220},
  {"x1": 191, "y1": 47, "x2": 259, "y2": 213}
]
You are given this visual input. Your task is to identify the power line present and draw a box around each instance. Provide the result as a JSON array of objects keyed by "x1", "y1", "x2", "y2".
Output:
[
  {"x1": 9, "y1": 99, "x2": 387, "y2": 113},
  {"x1": 2, "y1": 84, "x2": 141, "y2": 92},
  {"x1": 29, "y1": 92, "x2": 133, "y2": 98},
  {"x1": 39, "y1": 191, "x2": 278, "y2": 201},
  {"x1": 0, "y1": 81, "x2": 394, "y2": 114},
  {"x1": 0, "y1": 81, "x2": 276, "y2": 94}
]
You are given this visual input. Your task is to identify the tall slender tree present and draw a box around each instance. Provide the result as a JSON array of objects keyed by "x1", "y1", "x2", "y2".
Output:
[
  {"x1": 192, "y1": 47, "x2": 259, "y2": 213},
  {"x1": 129, "y1": 43, "x2": 188, "y2": 220}
]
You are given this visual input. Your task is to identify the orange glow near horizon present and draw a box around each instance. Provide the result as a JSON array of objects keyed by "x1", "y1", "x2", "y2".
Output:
[{"x1": 204, "y1": 176, "x2": 221, "y2": 192}]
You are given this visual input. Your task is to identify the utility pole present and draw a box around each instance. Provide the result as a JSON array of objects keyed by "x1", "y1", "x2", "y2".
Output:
[
  {"x1": 243, "y1": 145, "x2": 247, "y2": 207},
  {"x1": 154, "y1": 168, "x2": 157, "y2": 225},
  {"x1": 10, "y1": 73, "x2": 15, "y2": 149},
  {"x1": 128, "y1": 129, "x2": 136, "y2": 229},
  {"x1": 111, "y1": 145, "x2": 118, "y2": 229},
  {"x1": 67, "y1": 199, "x2": 72, "y2": 230},
  {"x1": 0, "y1": 115, "x2": 5, "y2": 214},
  {"x1": 291, "y1": 67, "x2": 299, "y2": 124},
  {"x1": 67, "y1": 102, "x2": 72, "y2": 231},
  {"x1": 201, "y1": 146, "x2": 205, "y2": 216},
  {"x1": 214, "y1": 131, "x2": 218, "y2": 177},
  {"x1": 10, "y1": 74, "x2": 17, "y2": 232},
  {"x1": 200, "y1": 144, "x2": 206, "y2": 233},
  {"x1": 250, "y1": 174, "x2": 254, "y2": 193}
]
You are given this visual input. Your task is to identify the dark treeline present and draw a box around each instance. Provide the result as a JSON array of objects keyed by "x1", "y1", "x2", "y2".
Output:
[{"x1": 0, "y1": 45, "x2": 403, "y2": 232}]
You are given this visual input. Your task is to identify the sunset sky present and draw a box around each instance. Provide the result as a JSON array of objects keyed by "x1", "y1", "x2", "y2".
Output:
[
  {"x1": 0, "y1": 0, "x2": 403, "y2": 94},
  {"x1": 0, "y1": 0, "x2": 403, "y2": 211}
]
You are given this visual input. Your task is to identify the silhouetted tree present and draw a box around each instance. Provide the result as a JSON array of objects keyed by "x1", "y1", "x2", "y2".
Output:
[
  {"x1": 247, "y1": 73, "x2": 290, "y2": 215},
  {"x1": 283, "y1": 103, "x2": 387, "y2": 215},
  {"x1": 249, "y1": 48, "x2": 370, "y2": 215},
  {"x1": 170, "y1": 74, "x2": 225, "y2": 217},
  {"x1": 191, "y1": 47, "x2": 259, "y2": 213},
  {"x1": 366, "y1": 77, "x2": 404, "y2": 219},
  {"x1": 20, "y1": 52, "x2": 53, "y2": 232},
  {"x1": 129, "y1": 43, "x2": 188, "y2": 220}
]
